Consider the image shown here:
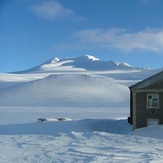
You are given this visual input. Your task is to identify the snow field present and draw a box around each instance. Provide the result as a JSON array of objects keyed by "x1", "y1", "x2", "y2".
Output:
[
  {"x1": 1, "y1": 115, "x2": 163, "y2": 163},
  {"x1": 0, "y1": 57, "x2": 162, "y2": 163},
  {"x1": 1, "y1": 106, "x2": 163, "y2": 162}
]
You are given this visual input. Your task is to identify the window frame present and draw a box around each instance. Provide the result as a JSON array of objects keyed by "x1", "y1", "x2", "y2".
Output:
[{"x1": 147, "y1": 94, "x2": 159, "y2": 109}]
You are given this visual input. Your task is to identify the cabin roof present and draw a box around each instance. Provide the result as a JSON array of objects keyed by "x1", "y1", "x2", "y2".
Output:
[{"x1": 129, "y1": 70, "x2": 163, "y2": 90}]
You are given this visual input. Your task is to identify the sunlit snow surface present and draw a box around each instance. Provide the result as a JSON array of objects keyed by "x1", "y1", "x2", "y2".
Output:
[
  {"x1": 0, "y1": 57, "x2": 163, "y2": 163},
  {"x1": 1, "y1": 106, "x2": 163, "y2": 163}
]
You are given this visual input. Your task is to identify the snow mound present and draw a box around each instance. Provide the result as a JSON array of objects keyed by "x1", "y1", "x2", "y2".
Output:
[
  {"x1": 89, "y1": 119, "x2": 131, "y2": 134},
  {"x1": 0, "y1": 118, "x2": 130, "y2": 135},
  {"x1": 133, "y1": 125, "x2": 163, "y2": 139},
  {"x1": 0, "y1": 74, "x2": 129, "y2": 106}
]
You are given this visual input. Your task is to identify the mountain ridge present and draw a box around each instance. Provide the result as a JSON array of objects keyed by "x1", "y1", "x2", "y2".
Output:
[{"x1": 11, "y1": 55, "x2": 145, "y2": 74}]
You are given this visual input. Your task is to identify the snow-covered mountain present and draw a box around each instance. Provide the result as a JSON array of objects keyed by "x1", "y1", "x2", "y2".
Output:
[
  {"x1": 1, "y1": 55, "x2": 163, "y2": 162},
  {"x1": 1, "y1": 54, "x2": 162, "y2": 106},
  {"x1": 13, "y1": 55, "x2": 141, "y2": 73}
]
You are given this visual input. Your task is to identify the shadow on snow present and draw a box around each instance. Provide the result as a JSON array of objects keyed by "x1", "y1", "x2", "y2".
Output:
[{"x1": 0, "y1": 119, "x2": 131, "y2": 136}]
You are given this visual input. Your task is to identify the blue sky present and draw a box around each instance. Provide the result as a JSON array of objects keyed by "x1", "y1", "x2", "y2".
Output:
[{"x1": 1, "y1": 0, "x2": 163, "y2": 72}]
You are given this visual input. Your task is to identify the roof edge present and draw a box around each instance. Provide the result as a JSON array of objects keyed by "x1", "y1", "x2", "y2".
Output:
[{"x1": 129, "y1": 70, "x2": 163, "y2": 90}]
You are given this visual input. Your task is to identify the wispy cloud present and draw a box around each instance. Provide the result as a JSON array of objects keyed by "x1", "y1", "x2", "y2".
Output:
[
  {"x1": 30, "y1": 0, "x2": 75, "y2": 21},
  {"x1": 73, "y1": 28, "x2": 163, "y2": 53}
]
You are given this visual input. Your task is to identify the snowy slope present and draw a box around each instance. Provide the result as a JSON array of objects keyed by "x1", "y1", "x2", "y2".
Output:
[
  {"x1": 1, "y1": 107, "x2": 163, "y2": 163},
  {"x1": 0, "y1": 55, "x2": 161, "y2": 107},
  {"x1": 0, "y1": 55, "x2": 163, "y2": 163},
  {"x1": 0, "y1": 74, "x2": 129, "y2": 106}
]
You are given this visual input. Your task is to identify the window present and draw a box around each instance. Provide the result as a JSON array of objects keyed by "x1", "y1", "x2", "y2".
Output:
[{"x1": 147, "y1": 94, "x2": 159, "y2": 108}]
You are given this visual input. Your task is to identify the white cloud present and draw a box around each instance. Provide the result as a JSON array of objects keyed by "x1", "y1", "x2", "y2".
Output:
[
  {"x1": 30, "y1": 0, "x2": 75, "y2": 20},
  {"x1": 73, "y1": 28, "x2": 163, "y2": 53}
]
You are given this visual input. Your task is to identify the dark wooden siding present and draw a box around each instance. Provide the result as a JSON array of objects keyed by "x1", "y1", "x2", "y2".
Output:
[
  {"x1": 135, "y1": 92, "x2": 147, "y2": 128},
  {"x1": 159, "y1": 92, "x2": 163, "y2": 123},
  {"x1": 130, "y1": 71, "x2": 163, "y2": 130},
  {"x1": 135, "y1": 91, "x2": 163, "y2": 129},
  {"x1": 145, "y1": 80, "x2": 163, "y2": 89}
]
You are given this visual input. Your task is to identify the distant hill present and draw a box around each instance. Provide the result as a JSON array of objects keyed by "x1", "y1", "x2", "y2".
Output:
[{"x1": 0, "y1": 74, "x2": 129, "y2": 106}]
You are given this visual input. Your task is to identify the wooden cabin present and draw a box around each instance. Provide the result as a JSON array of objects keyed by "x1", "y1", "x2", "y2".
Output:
[{"x1": 128, "y1": 71, "x2": 163, "y2": 130}]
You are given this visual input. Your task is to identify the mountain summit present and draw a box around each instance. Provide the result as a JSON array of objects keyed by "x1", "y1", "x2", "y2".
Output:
[{"x1": 14, "y1": 55, "x2": 137, "y2": 73}]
